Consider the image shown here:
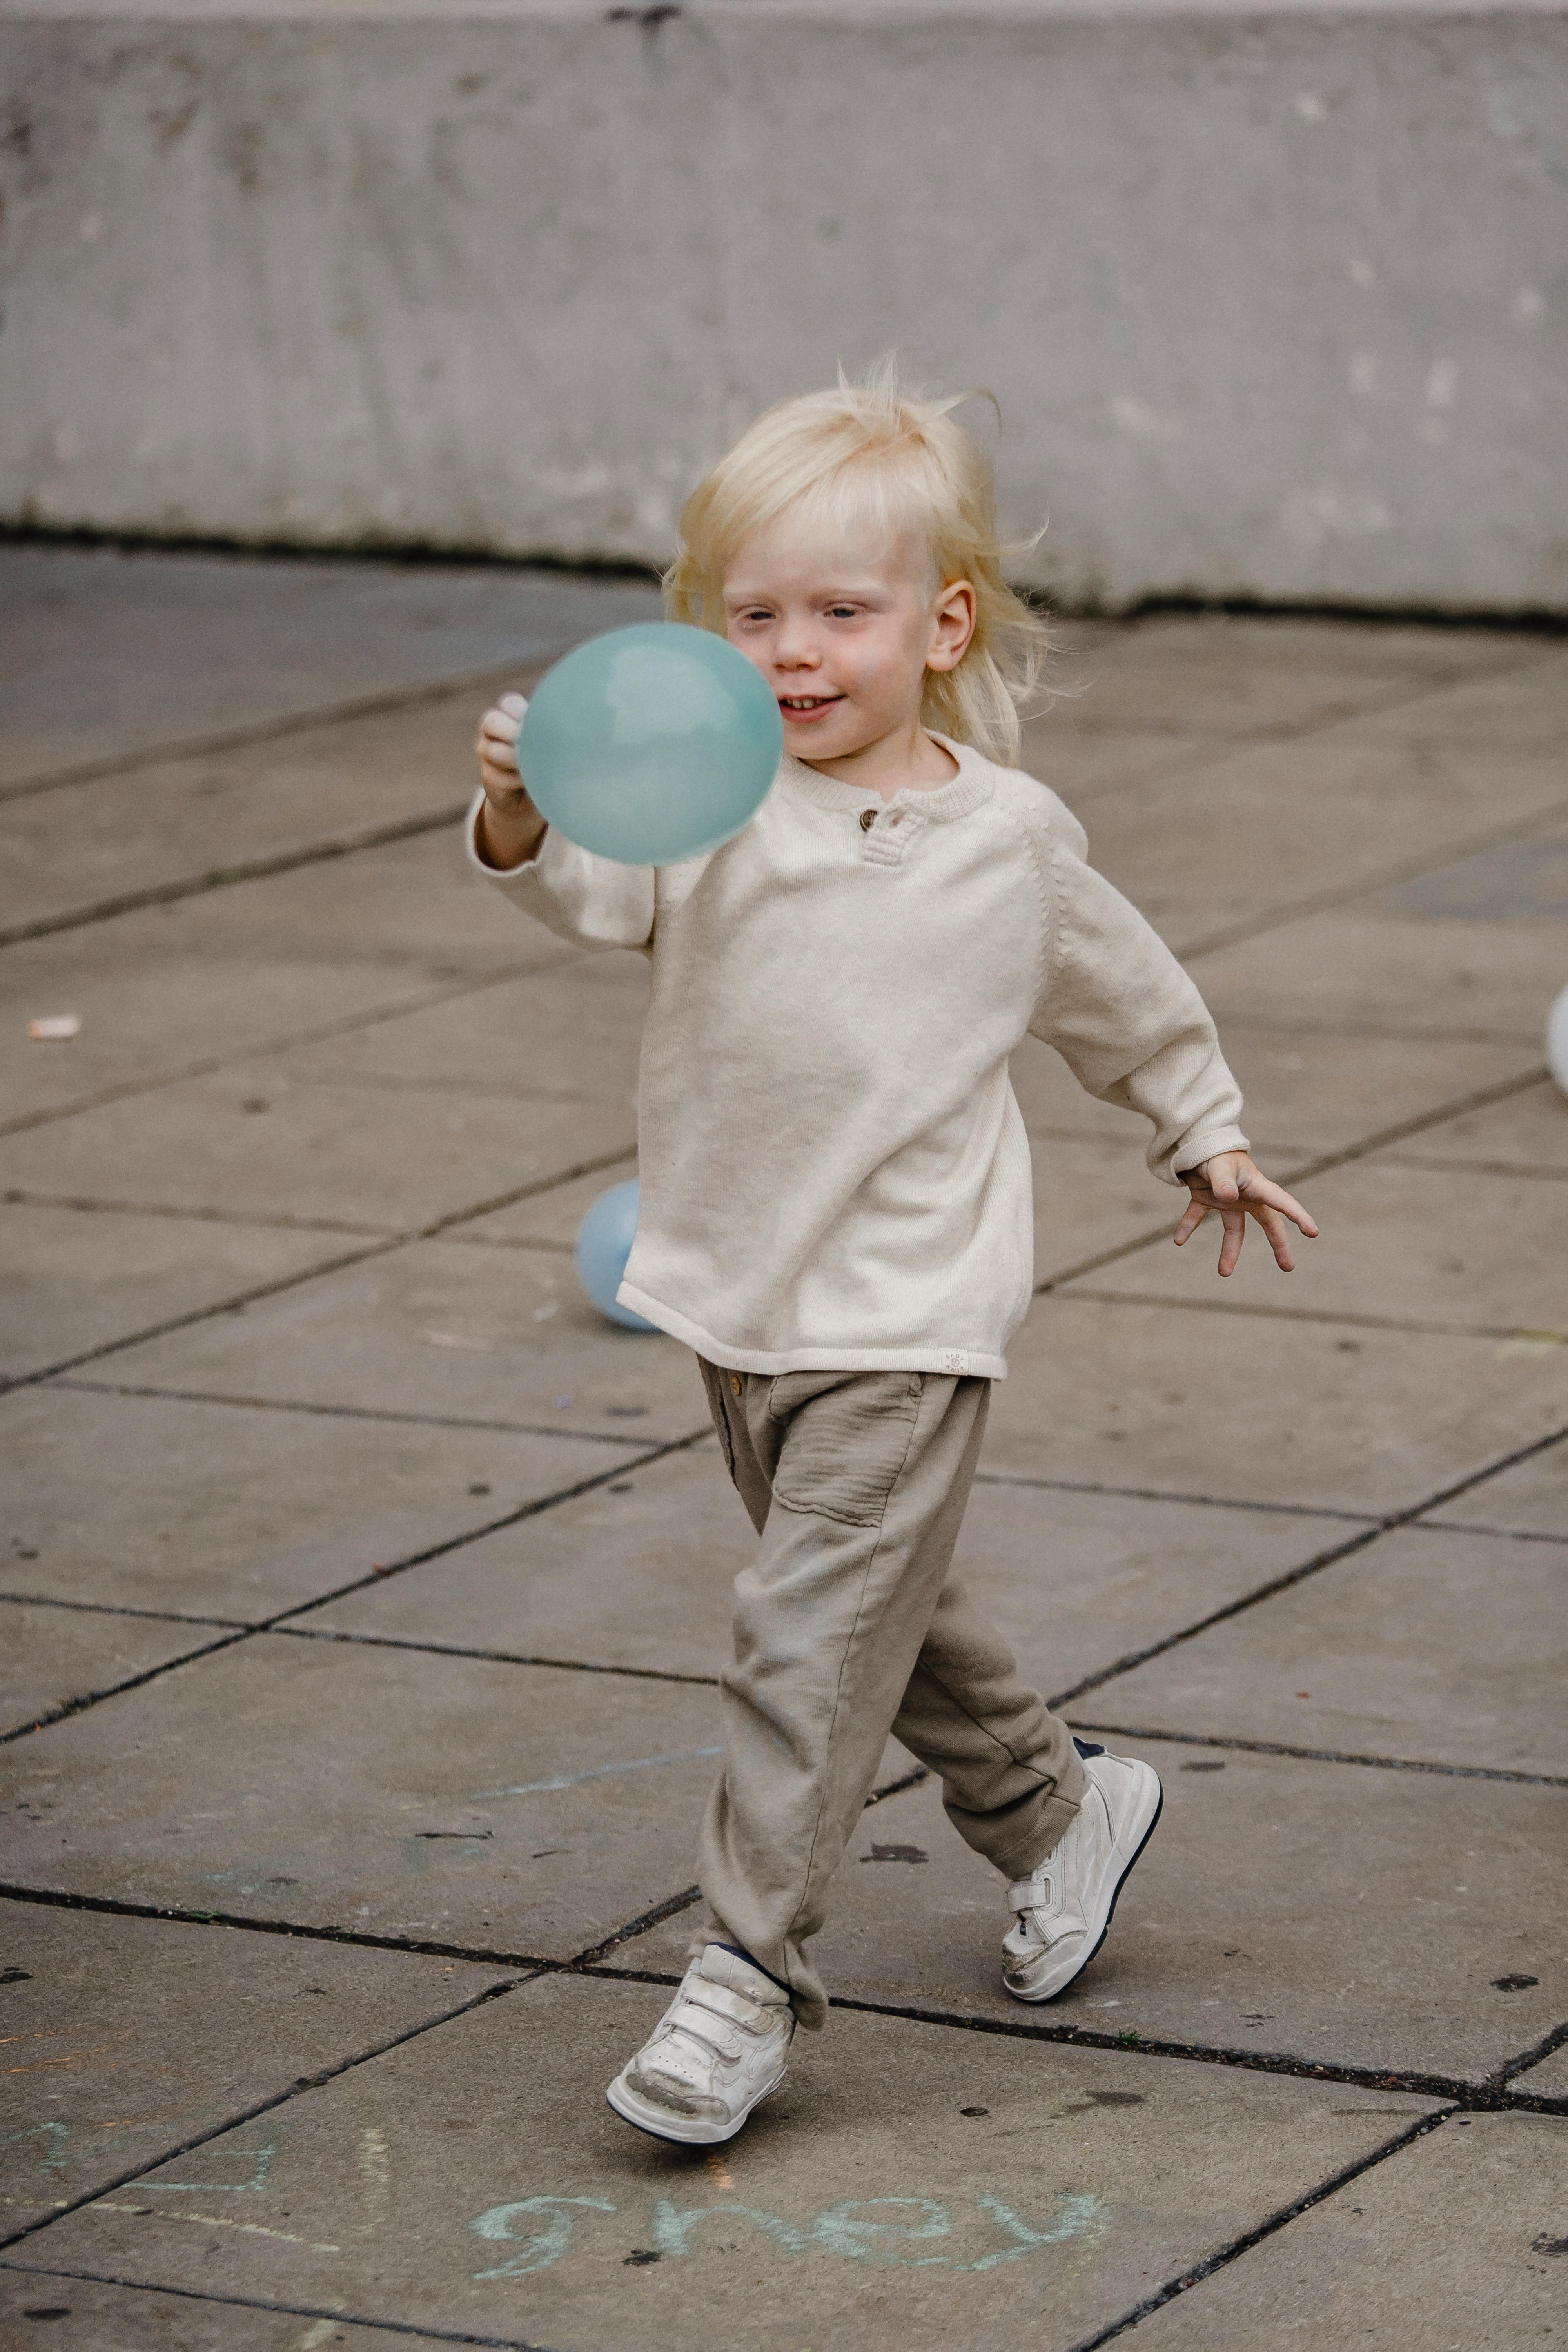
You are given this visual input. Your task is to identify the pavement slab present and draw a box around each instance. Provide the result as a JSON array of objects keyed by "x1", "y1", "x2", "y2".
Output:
[
  {"x1": 14, "y1": 1970, "x2": 1441, "y2": 2352},
  {"x1": 0, "y1": 544, "x2": 661, "y2": 786},
  {"x1": 0, "y1": 1201, "x2": 359, "y2": 1385},
  {"x1": 0, "y1": 1063, "x2": 635, "y2": 1235},
  {"x1": 1508, "y1": 2043, "x2": 1568, "y2": 2102},
  {"x1": 984, "y1": 1294, "x2": 1568, "y2": 1516},
  {"x1": 0, "y1": 921, "x2": 558, "y2": 1143},
  {"x1": 1341, "y1": 646, "x2": 1568, "y2": 758},
  {"x1": 1383, "y1": 822, "x2": 1568, "y2": 925},
  {"x1": 0, "y1": 1381, "x2": 644, "y2": 1621},
  {"x1": 0, "y1": 1602, "x2": 224, "y2": 1740},
  {"x1": 303, "y1": 1444, "x2": 1327, "y2": 1693},
  {"x1": 1083, "y1": 740, "x2": 1568, "y2": 953},
  {"x1": 1018, "y1": 728, "x2": 1212, "y2": 812},
  {"x1": 284, "y1": 952, "x2": 650, "y2": 1113},
  {"x1": 1126, "y1": 2112, "x2": 1568, "y2": 2350},
  {"x1": 619, "y1": 1745, "x2": 1564, "y2": 2084},
  {"x1": 100, "y1": 1237, "x2": 709, "y2": 1444},
  {"x1": 0, "y1": 1899, "x2": 511, "y2": 2234},
  {"x1": 1074, "y1": 1523, "x2": 1566, "y2": 1777},
  {"x1": 1192, "y1": 900, "x2": 1566, "y2": 1045},
  {"x1": 0, "y1": 1636, "x2": 724, "y2": 1958},
  {"x1": 1072, "y1": 1152, "x2": 1568, "y2": 1337}
]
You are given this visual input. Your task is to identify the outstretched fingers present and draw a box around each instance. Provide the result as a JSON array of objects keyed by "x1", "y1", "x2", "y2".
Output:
[{"x1": 1174, "y1": 1155, "x2": 1319, "y2": 1276}]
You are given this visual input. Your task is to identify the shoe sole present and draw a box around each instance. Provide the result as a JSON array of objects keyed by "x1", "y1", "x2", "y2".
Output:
[
  {"x1": 1004, "y1": 1765, "x2": 1164, "y2": 2006},
  {"x1": 605, "y1": 2063, "x2": 788, "y2": 2147}
]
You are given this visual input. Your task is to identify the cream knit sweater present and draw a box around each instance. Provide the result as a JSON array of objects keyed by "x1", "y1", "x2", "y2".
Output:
[{"x1": 469, "y1": 739, "x2": 1246, "y2": 1379}]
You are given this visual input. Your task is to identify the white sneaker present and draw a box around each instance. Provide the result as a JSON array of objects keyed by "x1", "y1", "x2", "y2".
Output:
[
  {"x1": 606, "y1": 1943, "x2": 794, "y2": 2145},
  {"x1": 1002, "y1": 1744, "x2": 1163, "y2": 2004}
]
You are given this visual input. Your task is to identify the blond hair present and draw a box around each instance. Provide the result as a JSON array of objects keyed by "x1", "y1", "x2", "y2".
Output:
[{"x1": 664, "y1": 366, "x2": 1049, "y2": 766}]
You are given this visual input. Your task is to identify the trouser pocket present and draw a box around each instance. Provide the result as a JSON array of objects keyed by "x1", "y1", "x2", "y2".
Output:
[
  {"x1": 697, "y1": 1357, "x2": 740, "y2": 1485},
  {"x1": 768, "y1": 1369, "x2": 924, "y2": 1528}
]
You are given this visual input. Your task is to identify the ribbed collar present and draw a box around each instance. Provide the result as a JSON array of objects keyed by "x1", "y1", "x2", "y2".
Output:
[{"x1": 779, "y1": 733, "x2": 996, "y2": 824}]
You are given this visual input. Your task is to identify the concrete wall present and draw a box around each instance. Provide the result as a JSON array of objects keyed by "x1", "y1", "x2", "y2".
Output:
[{"x1": 2, "y1": 0, "x2": 1565, "y2": 610}]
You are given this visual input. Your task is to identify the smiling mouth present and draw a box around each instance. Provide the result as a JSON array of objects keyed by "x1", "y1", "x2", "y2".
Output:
[{"x1": 779, "y1": 694, "x2": 842, "y2": 714}]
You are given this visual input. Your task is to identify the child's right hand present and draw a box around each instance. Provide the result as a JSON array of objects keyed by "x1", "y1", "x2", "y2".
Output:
[{"x1": 474, "y1": 692, "x2": 546, "y2": 869}]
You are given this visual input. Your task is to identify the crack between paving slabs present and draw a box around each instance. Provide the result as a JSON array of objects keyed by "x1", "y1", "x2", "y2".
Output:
[
  {"x1": 582, "y1": 1964, "x2": 1544, "y2": 2111},
  {"x1": 271, "y1": 1626, "x2": 720, "y2": 1690},
  {"x1": 44, "y1": 1377, "x2": 661, "y2": 1449},
  {"x1": 0, "y1": 1590, "x2": 246, "y2": 1632},
  {"x1": 1063, "y1": 1721, "x2": 1568, "y2": 1789},
  {"x1": 0, "y1": 2265, "x2": 563, "y2": 2352},
  {"x1": 0, "y1": 1422, "x2": 713, "y2": 1747},
  {"x1": 0, "y1": 1139, "x2": 638, "y2": 1397},
  {"x1": 0, "y1": 658, "x2": 541, "y2": 809},
  {"x1": 1496, "y1": 2015, "x2": 1568, "y2": 2090},
  {"x1": 1417, "y1": 1518, "x2": 1568, "y2": 1546},
  {"x1": 1, "y1": 1191, "x2": 400, "y2": 1238},
  {"x1": 0, "y1": 802, "x2": 474, "y2": 952},
  {"x1": 1065, "y1": 1287, "x2": 1568, "y2": 1346},
  {"x1": 975, "y1": 1468, "x2": 1377, "y2": 1524}
]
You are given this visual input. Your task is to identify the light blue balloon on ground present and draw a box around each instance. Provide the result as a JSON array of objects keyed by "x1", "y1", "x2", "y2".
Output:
[
  {"x1": 518, "y1": 622, "x2": 783, "y2": 866},
  {"x1": 575, "y1": 1178, "x2": 658, "y2": 1331}
]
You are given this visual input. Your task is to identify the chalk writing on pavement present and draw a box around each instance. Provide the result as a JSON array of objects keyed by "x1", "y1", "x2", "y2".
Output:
[{"x1": 470, "y1": 2187, "x2": 1104, "y2": 2277}]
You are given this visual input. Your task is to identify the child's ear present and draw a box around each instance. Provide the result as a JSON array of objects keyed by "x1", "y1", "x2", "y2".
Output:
[{"x1": 928, "y1": 578, "x2": 977, "y2": 672}]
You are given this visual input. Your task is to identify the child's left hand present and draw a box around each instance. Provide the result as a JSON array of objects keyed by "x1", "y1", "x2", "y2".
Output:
[{"x1": 1173, "y1": 1153, "x2": 1318, "y2": 1277}]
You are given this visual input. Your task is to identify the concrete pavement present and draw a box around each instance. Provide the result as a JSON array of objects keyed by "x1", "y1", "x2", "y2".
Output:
[{"x1": 1, "y1": 545, "x2": 1564, "y2": 2348}]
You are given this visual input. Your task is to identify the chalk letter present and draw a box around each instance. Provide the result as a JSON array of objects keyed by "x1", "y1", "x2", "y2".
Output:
[
  {"x1": 811, "y1": 2198, "x2": 953, "y2": 2265},
  {"x1": 964, "y1": 2190, "x2": 1104, "y2": 2270},
  {"x1": 650, "y1": 2200, "x2": 804, "y2": 2260},
  {"x1": 470, "y1": 2194, "x2": 617, "y2": 2279}
]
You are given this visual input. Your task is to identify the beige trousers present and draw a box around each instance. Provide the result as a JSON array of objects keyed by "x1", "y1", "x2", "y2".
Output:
[{"x1": 693, "y1": 1361, "x2": 1085, "y2": 2030}]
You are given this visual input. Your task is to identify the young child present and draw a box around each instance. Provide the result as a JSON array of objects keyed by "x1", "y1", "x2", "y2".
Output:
[{"x1": 471, "y1": 377, "x2": 1316, "y2": 2148}]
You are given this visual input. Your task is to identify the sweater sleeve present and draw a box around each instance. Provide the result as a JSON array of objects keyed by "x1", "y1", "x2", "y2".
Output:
[
  {"x1": 1027, "y1": 825, "x2": 1248, "y2": 1184},
  {"x1": 465, "y1": 789, "x2": 656, "y2": 953}
]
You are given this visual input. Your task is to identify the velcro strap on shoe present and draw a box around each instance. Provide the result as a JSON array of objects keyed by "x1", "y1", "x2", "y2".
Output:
[
  {"x1": 1007, "y1": 1878, "x2": 1050, "y2": 1910},
  {"x1": 661, "y1": 1998, "x2": 746, "y2": 2065},
  {"x1": 680, "y1": 1980, "x2": 775, "y2": 2035}
]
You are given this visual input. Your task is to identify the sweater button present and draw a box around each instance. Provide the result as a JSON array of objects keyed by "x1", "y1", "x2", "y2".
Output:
[
  {"x1": 859, "y1": 807, "x2": 876, "y2": 831},
  {"x1": 730, "y1": 1374, "x2": 742, "y2": 1397}
]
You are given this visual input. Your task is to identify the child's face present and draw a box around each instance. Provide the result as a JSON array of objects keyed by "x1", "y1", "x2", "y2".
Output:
[{"x1": 721, "y1": 505, "x2": 974, "y2": 763}]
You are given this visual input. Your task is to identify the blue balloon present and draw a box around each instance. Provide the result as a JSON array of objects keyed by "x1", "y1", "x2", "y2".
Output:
[
  {"x1": 575, "y1": 1178, "x2": 658, "y2": 1332},
  {"x1": 518, "y1": 623, "x2": 782, "y2": 867}
]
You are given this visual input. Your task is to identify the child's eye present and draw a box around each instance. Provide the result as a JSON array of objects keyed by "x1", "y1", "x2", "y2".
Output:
[{"x1": 826, "y1": 604, "x2": 860, "y2": 619}]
